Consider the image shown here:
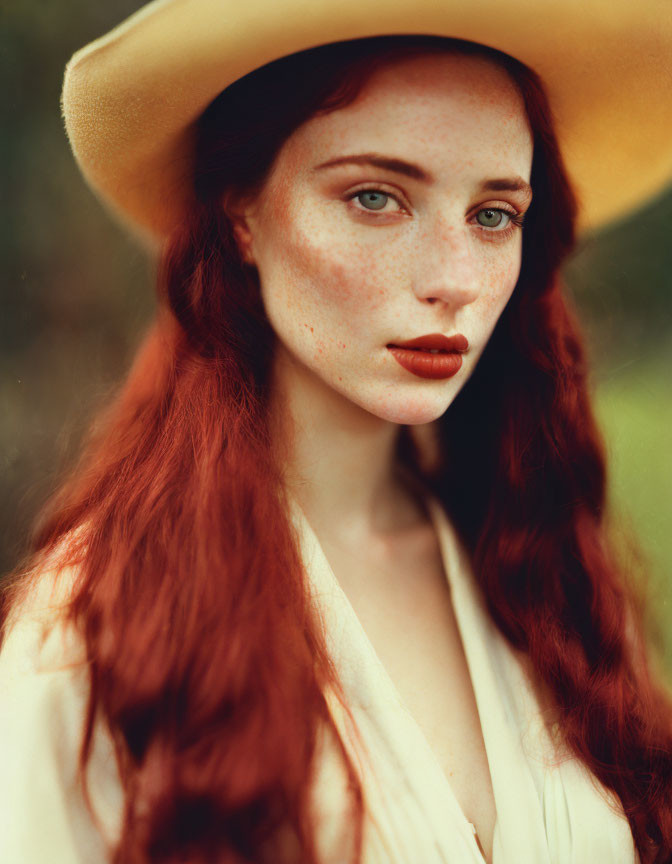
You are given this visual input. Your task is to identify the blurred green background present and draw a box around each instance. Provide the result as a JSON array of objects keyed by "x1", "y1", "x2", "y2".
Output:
[{"x1": 2, "y1": 4, "x2": 670, "y2": 680}]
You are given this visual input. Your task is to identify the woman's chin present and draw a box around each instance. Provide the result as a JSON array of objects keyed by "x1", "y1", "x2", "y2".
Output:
[
  {"x1": 344, "y1": 388, "x2": 457, "y2": 427},
  {"x1": 379, "y1": 404, "x2": 454, "y2": 426}
]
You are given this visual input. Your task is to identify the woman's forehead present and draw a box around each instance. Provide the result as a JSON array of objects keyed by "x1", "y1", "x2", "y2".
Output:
[{"x1": 277, "y1": 52, "x2": 533, "y2": 185}]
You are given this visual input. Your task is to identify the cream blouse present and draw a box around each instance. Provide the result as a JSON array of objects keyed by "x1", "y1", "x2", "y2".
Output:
[{"x1": 0, "y1": 492, "x2": 640, "y2": 863}]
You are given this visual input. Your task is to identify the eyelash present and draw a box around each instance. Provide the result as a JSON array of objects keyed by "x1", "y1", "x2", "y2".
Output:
[{"x1": 345, "y1": 186, "x2": 526, "y2": 240}]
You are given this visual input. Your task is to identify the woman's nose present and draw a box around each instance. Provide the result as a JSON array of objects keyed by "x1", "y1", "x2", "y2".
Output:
[{"x1": 412, "y1": 219, "x2": 481, "y2": 308}]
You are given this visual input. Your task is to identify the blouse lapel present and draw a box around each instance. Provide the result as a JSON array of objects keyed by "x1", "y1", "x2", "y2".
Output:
[
  {"x1": 423, "y1": 493, "x2": 552, "y2": 864},
  {"x1": 287, "y1": 494, "x2": 487, "y2": 863}
]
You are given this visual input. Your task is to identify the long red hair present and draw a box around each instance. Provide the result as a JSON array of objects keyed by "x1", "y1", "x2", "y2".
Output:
[{"x1": 2, "y1": 35, "x2": 671, "y2": 864}]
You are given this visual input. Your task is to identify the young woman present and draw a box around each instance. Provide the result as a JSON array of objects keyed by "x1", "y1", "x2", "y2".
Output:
[{"x1": 1, "y1": 3, "x2": 671, "y2": 864}]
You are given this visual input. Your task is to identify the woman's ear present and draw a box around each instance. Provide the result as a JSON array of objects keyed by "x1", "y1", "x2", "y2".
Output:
[
  {"x1": 232, "y1": 218, "x2": 256, "y2": 266},
  {"x1": 224, "y1": 193, "x2": 257, "y2": 266}
]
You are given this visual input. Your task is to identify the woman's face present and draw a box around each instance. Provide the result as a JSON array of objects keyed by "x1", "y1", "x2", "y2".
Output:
[{"x1": 235, "y1": 52, "x2": 534, "y2": 425}]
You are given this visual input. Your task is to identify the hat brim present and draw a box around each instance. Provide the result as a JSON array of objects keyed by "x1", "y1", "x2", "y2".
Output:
[{"x1": 62, "y1": 0, "x2": 672, "y2": 246}]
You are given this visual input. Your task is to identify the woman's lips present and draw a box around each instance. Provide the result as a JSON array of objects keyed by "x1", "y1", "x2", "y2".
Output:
[{"x1": 386, "y1": 333, "x2": 469, "y2": 380}]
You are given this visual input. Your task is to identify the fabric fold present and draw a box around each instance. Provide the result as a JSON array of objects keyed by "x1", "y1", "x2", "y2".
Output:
[{"x1": 289, "y1": 490, "x2": 639, "y2": 864}]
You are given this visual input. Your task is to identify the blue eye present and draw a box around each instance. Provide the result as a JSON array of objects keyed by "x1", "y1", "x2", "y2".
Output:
[
  {"x1": 356, "y1": 190, "x2": 390, "y2": 211},
  {"x1": 476, "y1": 208, "x2": 511, "y2": 229}
]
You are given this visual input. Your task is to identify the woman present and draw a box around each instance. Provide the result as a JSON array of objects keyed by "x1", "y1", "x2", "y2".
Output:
[{"x1": 1, "y1": 2, "x2": 671, "y2": 863}]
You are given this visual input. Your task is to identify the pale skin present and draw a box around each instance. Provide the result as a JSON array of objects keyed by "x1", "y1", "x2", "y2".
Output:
[{"x1": 230, "y1": 52, "x2": 534, "y2": 863}]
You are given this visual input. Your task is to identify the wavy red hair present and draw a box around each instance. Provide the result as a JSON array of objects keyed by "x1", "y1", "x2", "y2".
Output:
[{"x1": 2, "y1": 35, "x2": 671, "y2": 864}]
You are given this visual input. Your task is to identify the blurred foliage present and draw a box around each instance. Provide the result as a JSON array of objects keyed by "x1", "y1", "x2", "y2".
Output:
[
  {"x1": 563, "y1": 193, "x2": 672, "y2": 678},
  {"x1": 2, "y1": 4, "x2": 670, "y2": 678}
]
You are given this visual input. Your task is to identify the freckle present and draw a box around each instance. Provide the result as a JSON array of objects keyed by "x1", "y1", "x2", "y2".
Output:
[{"x1": 338, "y1": 376, "x2": 343, "y2": 381}]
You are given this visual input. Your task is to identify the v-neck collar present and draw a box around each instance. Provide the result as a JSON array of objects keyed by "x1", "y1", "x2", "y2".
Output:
[
  {"x1": 423, "y1": 494, "x2": 552, "y2": 864},
  {"x1": 288, "y1": 489, "x2": 552, "y2": 864}
]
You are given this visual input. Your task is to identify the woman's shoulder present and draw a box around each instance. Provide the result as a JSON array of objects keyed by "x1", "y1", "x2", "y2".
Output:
[
  {"x1": 0, "y1": 544, "x2": 89, "y2": 782},
  {"x1": 0, "y1": 546, "x2": 123, "y2": 863},
  {"x1": 1, "y1": 542, "x2": 85, "y2": 674}
]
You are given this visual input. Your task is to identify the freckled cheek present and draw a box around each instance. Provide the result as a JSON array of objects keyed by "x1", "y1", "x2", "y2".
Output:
[
  {"x1": 287, "y1": 226, "x2": 392, "y2": 315},
  {"x1": 476, "y1": 251, "x2": 521, "y2": 315}
]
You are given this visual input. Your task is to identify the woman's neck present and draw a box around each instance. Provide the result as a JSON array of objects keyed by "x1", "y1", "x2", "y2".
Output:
[{"x1": 269, "y1": 346, "x2": 430, "y2": 545}]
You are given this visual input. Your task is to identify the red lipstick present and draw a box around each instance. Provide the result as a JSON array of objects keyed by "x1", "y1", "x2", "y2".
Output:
[{"x1": 386, "y1": 333, "x2": 469, "y2": 380}]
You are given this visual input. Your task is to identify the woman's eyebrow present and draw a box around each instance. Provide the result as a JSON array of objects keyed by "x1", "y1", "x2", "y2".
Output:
[
  {"x1": 479, "y1": 176, "x2": 533, "y2": 202},
  {"x1": 312, "y1": 153, "x2": 532, "y2": 200},
  {"x1": 312, "y1": 153, "x2": 433, "y2": 182}
]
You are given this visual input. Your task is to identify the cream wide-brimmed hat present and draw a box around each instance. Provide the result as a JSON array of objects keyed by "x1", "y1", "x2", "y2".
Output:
[{"x1": 62, "y1": 0, "x2": 672, "y2": 247}]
